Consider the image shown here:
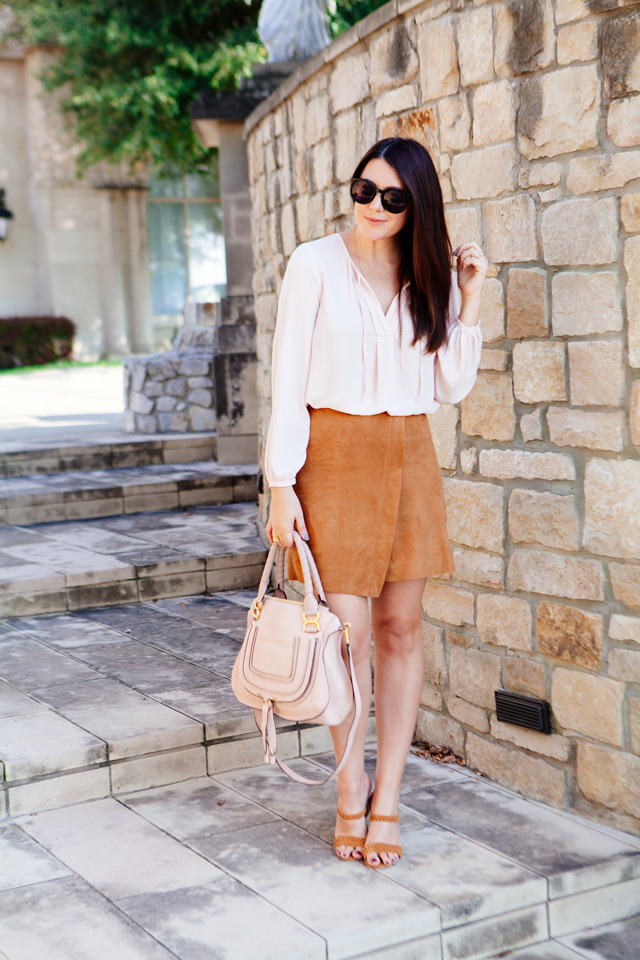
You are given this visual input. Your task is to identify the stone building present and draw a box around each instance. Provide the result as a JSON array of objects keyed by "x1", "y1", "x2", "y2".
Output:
[
  {"x1": 0, "y1": 31, "x2": 226, "y2": 359},
  {"x1": 244, "y1": 0, "x2": 640, "y2": 835}
]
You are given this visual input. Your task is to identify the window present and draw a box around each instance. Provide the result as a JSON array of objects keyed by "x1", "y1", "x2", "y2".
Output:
[{"x1": 147, "y1": 156, "x2": 226, "y2": 343}]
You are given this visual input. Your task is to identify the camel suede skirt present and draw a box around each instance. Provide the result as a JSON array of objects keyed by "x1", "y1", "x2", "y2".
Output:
[{"x1": 288, "y1": 407, "x2": 454, "y2": 598}]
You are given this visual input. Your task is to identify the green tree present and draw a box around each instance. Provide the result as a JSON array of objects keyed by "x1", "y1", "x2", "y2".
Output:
[{"x1": 5, "y1": 0, "x2": 387, "y2": 176}]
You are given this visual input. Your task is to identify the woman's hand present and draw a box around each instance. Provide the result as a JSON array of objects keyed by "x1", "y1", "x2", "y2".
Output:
[
  {"x1": 454, "y1": 241, "x2": 488, "y2": 303},
  {"x1": 454, "y1": 241, "x2": 488, "y2": 328},
  {"x1": 266, "y1": 485, "x2": 309, "y2": 549}
]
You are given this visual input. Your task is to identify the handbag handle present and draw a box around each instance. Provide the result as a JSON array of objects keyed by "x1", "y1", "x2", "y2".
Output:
[
  {"x1": 257, "y1": 531, "x2": 326, "y2": 619},
  {"x1": 257, "y1": 633, "x2": 363, "y2": 786}
]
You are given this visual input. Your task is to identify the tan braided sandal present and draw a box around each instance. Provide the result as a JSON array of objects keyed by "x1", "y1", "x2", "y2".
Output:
[
  {"x1": 334, "y1": 777, "x2": 373, "y2": 861},
  {"x1": 363, "y1": 812, "x2": 403, "y2": 869}
]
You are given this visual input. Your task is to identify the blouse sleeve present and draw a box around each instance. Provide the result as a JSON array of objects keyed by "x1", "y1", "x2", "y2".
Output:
[
  {"x1": 264, "y1": 243, "x2": 322, "y2": 487},
  {"x1": 433, "y1": 274, "x2": 483, "y2": 405}
]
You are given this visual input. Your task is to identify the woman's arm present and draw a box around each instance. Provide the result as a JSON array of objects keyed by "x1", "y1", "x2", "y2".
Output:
[{"x1": 264, "y1": 243, "x2": 322, "y2": 546}]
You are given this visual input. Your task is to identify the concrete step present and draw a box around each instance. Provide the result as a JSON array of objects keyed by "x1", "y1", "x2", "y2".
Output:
[
  {"x1": 0, "y1": 459, "x2": 257, "y2": 527},
  {"x1": 0, "y1": 431, "x2": 217, "y2": 479},
  {"x1": 0, "y1": 502, "x2": 266, "y2": 617},
  {"x1": 1, "y1": 595, "x2": 640, "y2": 960},
  {"x1": 488, "y1": 915, "x2": 640, "y2": 958}
]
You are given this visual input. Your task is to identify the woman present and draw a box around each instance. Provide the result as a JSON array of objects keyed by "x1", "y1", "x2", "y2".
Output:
[{"x1": 265, "y1": 137, "x2": 487, "y2": 868}]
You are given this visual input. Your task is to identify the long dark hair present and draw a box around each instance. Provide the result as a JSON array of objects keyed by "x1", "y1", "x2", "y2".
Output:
[{"x1": 352, "y1": 138, "x2": 452, "y2": 353}]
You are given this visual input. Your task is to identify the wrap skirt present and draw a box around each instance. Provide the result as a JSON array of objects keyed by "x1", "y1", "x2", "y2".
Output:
[{"x1": 288, "y1": 407, "x2": 454, "y2": 598}]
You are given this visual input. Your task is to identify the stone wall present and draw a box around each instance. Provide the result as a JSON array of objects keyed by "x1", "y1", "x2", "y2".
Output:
[{"x1": 245, "y1": 0, "x2": 640, "y2": 834}]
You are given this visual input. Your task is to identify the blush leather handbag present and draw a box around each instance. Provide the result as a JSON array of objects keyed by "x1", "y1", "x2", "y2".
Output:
[{"x1": 231, "y1": 531, "x2": 362, "y2": 785}]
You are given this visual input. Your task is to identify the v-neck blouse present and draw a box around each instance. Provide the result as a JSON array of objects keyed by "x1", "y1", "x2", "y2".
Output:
[{"x1": 265, "y1": 233, "x2": 482, "y2": 487}]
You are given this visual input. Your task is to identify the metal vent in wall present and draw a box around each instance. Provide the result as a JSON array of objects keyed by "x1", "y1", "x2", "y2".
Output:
[{"x1": 495, "y1": 690, "x2": 551, "y2": 735}]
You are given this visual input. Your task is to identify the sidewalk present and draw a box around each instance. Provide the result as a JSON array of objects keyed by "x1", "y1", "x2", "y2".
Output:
[
  {"x1": 0, "y1": 364, "x2": 125, "y2": 447},
  {"x1": 1, "y1": 593, "x2": 640, "y2": 960}
]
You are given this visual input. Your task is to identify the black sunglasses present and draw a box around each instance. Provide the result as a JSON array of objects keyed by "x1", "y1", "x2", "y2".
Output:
[{"x1": 350, "y1": 178, "x2": 412, "y2": 214}]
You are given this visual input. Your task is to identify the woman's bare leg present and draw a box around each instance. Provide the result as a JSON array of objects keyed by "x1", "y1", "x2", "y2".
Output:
[
  {"x1": 325, "y1": 592, "x2": 373, "y2": 859},
  {"x1": 366, "y1": 577, "x2": 426, "y2": 866}
]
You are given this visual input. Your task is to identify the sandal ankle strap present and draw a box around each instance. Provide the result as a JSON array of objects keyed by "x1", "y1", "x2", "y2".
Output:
[
  {"x1": 369, "y1": 813, "x2": 399, "y2": 822},
  {"x1": 337, "y1": 808, "x2": 367, "y2": 820}
]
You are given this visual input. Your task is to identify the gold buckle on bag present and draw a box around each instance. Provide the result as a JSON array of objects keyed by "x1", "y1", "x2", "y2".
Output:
[
  {"x1": 302, "y1": 611, "x2": 321, "y2": 633},
  {"x1": 343, "y1": 622, "x2": 351, "y2": 646},
  {"x1": 252, "y1": 600, "x2": 263, "y2": 621}
]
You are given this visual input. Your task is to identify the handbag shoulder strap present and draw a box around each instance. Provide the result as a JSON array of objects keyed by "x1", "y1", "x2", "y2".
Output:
[{"x1": 256, "y1": 634, "x2": 362, "y2": 786}]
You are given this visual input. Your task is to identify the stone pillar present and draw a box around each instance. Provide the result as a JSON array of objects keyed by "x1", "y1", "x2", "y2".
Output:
[
  {"x1": 98, "y1": 189, "x2": 129, "y2": 358},
  {"x1": 125, "y1": 188, "x2": 154, "y2": 354}
]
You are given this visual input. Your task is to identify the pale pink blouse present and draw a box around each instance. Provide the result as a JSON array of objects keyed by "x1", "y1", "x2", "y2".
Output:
[{"x1": 265, "y1": 233, "x2": 482, "y2": 487}]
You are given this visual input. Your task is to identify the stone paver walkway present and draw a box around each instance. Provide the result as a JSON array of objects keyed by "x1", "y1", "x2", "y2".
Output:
[{"x1": 1, "y1": 594, "x2": 639, "y2": 960}]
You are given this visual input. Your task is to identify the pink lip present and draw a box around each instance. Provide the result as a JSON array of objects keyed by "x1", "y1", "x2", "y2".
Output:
[{"x1": 366, "y1": 216, "x2": 386, "y2": 224}]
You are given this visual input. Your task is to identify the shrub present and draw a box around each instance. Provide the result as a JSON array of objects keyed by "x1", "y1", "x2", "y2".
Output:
[{"x1": 0, "y1": 315, "x2": 76, "y2": 369}]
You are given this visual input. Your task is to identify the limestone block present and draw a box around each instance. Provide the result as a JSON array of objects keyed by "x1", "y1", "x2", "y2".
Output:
[
  {"x1": 448, "y1": 696, "x2": 489, "y2": 733},
  {"x1": 422, "y1": 582, "x2": 474, "y2": 626},
  {"x1": 479, "y1": 278, "x2": 506, "y2": 343},
  {"x1": 567, "y1": 152, "x2": 640, "y2": 195},
  {"x1": 443, "y1": 478, "x2": 504, "y2": 553},
  {"x1": 374, "y1": 85, "x2": 418, "y2": 119},
  {"x1": 584, "y1": 458, "x2": 640, "y2": 560},
  {"x1": 329, "y1": 53, "x2": 370, "y2": 114},
  {"x1": 186, "y1": 389, "x2": 212, "y2": 408},
  {"x1": 557, "y1": 20, "x2": 597, "y2": 65},
  {"x1": 480, "y1": 448, "x2": 575, "y2": 481},
  {"x1": 602, "y1": 11, "x2": 640, "y2": 99},
  {"x1": 610, "y1": 562, "x2": 640, "y2": 610},
  {"x1": 537, "y1": 601, "x2": 603, "y2": 671},
  {"x1": 476, "y1": 594, "x2": 532, "y2": 651},
  {"x1": 631, "y1": 699, "x2": 640, "y2": 756},
  {"x1": 568, "y1": 341, "x2": 624, "y2": 407},
  {"x1": 149, "y1": 359, "x2": 177, "y2": 380},
  {"x1": 427, "y1": 403, "x2": 458, "y2": 470},
  {"x1": 608, "y1": 649, "x2": 640, "y2": 683},
  {"x1": 312, "y1": 140, "x2": 333, "y2": 191},
  {"x1": 178, "y1": 358, "x2": 209, "y2": 377},
  {"x1": 421, "y1": 685, "x2": 444, "y2": 711},
  {"x1": 280, "y1": 205, "x2": 296, "y2": 257},
  {"x1": 438, "y1": 94, "x2": 471, "y2": 153},
  {"x1": 166, "y1": 379, "x2": 187, "y2": 398},
  {"x1": 555, "y1": 0, "x2": 592, "y2": 24},
  {"x1": 369, "y1": 23, "x2": 418, "y2": 96},
  {"x1": 451, "y1": 143, "x2": 516, "y2": 201},
  {"x1": 546, "y1": 408, "x2": 625, "y2": 453},
  {"x1": 419, "y1": 18, "x2": 459, "y2": 101},
  {"x1": 158, "y1": 412, "x2": 188, "y2": 432},
  {"x1": 541, "y1": 198, "x2": 617, "y2": 266},
  {"x1": 523, "y1": 162, "x2": 562, "y2": 187},
  {"x1": 457, "y1": 6, "x2": 493, "y2": 86},
  {"x1": 190, "y1": 408, "x2": 215, "y2": 432},
  {"x1": 609, "y1": 614, "x2": 640, "y2": 644},
  {"x1": 461, "y1": 372, "x2": 516, "y2": 442},
  {"x1": 490, "y1": 717, "x2": 571, "y2": 762},
  {"x1": 130, "y1": 392, "x2": 154, "y2": 415},
  {"x1": 577, "y1": 741, "x2": 640, "y2": 820},
  {"x1": 460, "y1": 447, "x2": 478, "y2": 475},
  {"x1": 452, "y1": 547, "x2": 505, "y2": 591},
  {"x1": 449, "y1": 646, "x2": 502, "y2": 710},
  {"x1": 622, "y1": 193, "x2": 640, "y2": 232},
  {"x1": 518, "y1": 65, "x2": 599, "y2": 159},
  {"x1": 422, "y1": 621, "x2": 447, "y2": 686},
  {"x1": 446, "y1": 630, "x2": 474, "y2": 649},
  {"x1": 521, "y1": 410, "x2": 543, "y2": 442},
  {"x1": 304, "y1": 95, "x2": 330, "y2": 147},
  {"x1": 551, "y1": 272, "x2": 623, "y2": 336},
  {"x1": 494, "y1": 0, "x2": 555, "y2": 76},
  {"x1": 479, "y1": 350, "x2": 509, "y2": 372},
  {"x1": 513, "y1": 342, "x2": 566, "y2": 403},
  {"x1": 507, "y1": 548, "x2": 604, "y2": 601},
  {"x1": 506, "y1": 268, "x2": 548, "y2": 339},
  {"x1": 155, "y1": 397, "x2": 177, "y2": 413},
  {"x1": 503, "y1": 657, "x2": 547, "y2": 699},
  {"x1": 625, "y1": 236, "x2": 640, "y2": 367},
  {"x1": 415, "y1": 709, "x2": 465, "y2": 754},
  {"x1": 484, "y1": 195, "x2": 539, "y2": 263},
  {"x1": 134, "y1": 415, "x2": 158, "y2": 434},
  {"x1": 466, "y1": 733, "x2": 566, "y2": 806},
  {"x1": 471, "y1": 79, "x2": 516, "y2": 148},
  {"x1": 509, "y1": 489, "x2": 579, "y2": 551},
  {"x1": 446, "y1": 206, "x2": 482, "y2": 248},
  {"x1": 552, "y1": 668, "x2": 624, "y2": 745}
]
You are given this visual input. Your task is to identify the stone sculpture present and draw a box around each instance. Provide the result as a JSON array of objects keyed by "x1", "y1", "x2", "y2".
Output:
[{"x1": 258, "y1": 0, "x2": 331, "y2": 62}]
